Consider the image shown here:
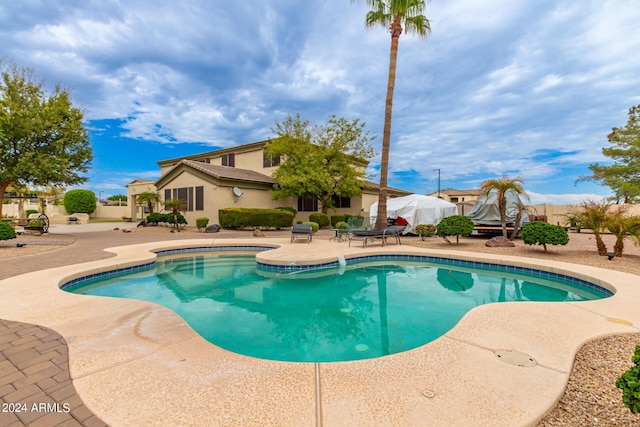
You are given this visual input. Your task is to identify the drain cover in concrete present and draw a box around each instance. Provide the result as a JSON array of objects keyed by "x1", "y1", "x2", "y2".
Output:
[{"x1": 494, "y1": 349, "x2": 537, "y2": 367}]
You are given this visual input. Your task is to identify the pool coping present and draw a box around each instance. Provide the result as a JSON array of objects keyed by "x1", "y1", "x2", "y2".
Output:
[{"x1": 1, "y1": 238, "x2": 639, "y2": 426}]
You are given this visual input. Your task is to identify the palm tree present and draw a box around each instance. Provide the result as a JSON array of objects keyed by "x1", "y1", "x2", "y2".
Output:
[
  {"x1": 353, "y1": 0, "x2": 431, "y2": 229},
  {"x1": 606, "y1": 205, "x2": 640, "y2": 257},
  {"x1": 137, "y1": 192, "x2": 161, "y2": 217},
  {"x1": 575, "y1": 200, "x2": 610, "y2": 256},
  {"x1": 479, "y1": 176, "x2": 527, "y2": 238},
  {"x1": 164, "y1": 198, "x2": 187, "y2": 231}
]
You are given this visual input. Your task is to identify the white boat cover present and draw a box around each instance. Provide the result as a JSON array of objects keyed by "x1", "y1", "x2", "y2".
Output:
[{"x1": 369, "y1": 194, "x2": 458, "y2": 234}]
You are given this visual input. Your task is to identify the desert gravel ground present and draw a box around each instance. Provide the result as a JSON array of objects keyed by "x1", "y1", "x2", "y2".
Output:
[{"x1": 1, "y1": 225, "x2": 640, "y2": 426}]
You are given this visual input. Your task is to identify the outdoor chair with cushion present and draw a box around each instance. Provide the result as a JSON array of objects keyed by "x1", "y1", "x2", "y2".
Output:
[
  {"x1": 349, "y1": 224, "x2": 405, "y2": 248},
  {"x1": 291, "y1": 224, "x2": 313, "y2": 243}
]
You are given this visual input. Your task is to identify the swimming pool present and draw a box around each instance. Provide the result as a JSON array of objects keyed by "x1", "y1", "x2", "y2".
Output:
[{"x1": 62, "y1": 250, "x2": 611, "y2": 363}]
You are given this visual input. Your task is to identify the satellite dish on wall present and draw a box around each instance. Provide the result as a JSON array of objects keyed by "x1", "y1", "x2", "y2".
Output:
[{"x1": 233, "y1": 187, "x2": 244, "y2": 197}]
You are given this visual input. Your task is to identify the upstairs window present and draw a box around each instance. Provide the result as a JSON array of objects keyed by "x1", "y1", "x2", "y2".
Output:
[
  {"x1": 263, "y1": 150, "x2": 281, "y2": 167},
  {"x1": 221, "y1": 153, "x2": 235, "y2": 167}
]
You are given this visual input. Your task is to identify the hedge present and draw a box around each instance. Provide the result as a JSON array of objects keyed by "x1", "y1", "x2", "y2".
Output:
[
  {"x1": 331, "y1": 214, "x2": 346, "y2": 227},
  {"x1": 219, "y1": 208, "x2": 294, "y2": 229},
  {"x1": 309, "y1": 213, "x2": 330, "y2": 228}
]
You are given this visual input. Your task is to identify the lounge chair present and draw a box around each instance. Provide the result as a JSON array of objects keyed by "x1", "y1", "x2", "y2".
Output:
[
  {"x1": 349, "y1": 225, "x2": 405, "y2": 248},
  {"x1": 291, "y1": 224, "x2": 313, "y2": 243}
]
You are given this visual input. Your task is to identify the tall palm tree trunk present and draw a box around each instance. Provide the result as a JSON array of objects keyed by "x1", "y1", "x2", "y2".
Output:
[{"x1": 375, "y1": 18, "x2": 402, "y2": 229}]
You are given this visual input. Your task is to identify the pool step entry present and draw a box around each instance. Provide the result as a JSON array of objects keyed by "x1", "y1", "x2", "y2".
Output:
[{"x1": 494, "y1": 349, "x2": 537, "y2": 367}]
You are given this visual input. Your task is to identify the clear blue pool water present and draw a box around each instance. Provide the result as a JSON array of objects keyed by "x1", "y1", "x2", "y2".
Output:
[{"x1": 64, "y1": 253, "x2": 610, "y2": 362}]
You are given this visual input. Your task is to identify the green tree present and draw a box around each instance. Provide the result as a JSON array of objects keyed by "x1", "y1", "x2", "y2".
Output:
[
  {"x1": 0, "y1": 63, "x2": 92, "y2": 217},
  {"x1": 267, "y1": 114, "x2": 375, "y2": 213},
  {"x1": 107, "y1": 194, "x2": 127, "y2": 202},
  {"x1": 521, "y1": 221, "x2": 569, "y2": 253},
  {"x1": 164, "y1": 198, "x2": 187, "y2": 231},
  {"x1": 581, "y1": 104, "x2": 640, "y2": 203},
  {"x1": 63, "y1": 189, "x2": 96, "y2": 214},
  {"x1": 137, "y1": 192, "x2": 161, "y2": 216},
  {"x1": 436, "y1": 215, "x2": 474, "y2": 244},
  {"x1": 479, "y1": 176, "x2": 527, "y2": 238},
  {"x1": 353, "y1": 0, "x2": 431, "y2": 228}
]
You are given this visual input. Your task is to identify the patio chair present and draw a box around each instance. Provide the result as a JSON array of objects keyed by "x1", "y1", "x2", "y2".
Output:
[
  {"x1": 291, "y1": 224, "x2": 313, "y2": 243},
  {"x1": 349, "y1": 225, "x2": 405, "y2": 248}
]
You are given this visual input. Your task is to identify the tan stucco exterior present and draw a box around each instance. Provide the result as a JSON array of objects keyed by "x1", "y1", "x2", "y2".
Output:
[{"x1": 127, "y1": 141, "x2": 407, "y2": 226}]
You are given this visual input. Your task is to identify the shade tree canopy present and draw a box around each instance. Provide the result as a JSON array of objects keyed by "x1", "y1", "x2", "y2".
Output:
[
  {"x1": 0, "y1": 62, "x2": 92, "y2": 217},
  {"x1": 266, "y1": 113, "x2": 375, "y2": 213}
]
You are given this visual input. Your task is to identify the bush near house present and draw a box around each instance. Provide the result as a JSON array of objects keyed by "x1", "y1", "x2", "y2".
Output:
[
  {"x1": 276, "y1": 206, "x2": 297, "y2": 217},
  {"x1": 521, "y1": 221, "x2": 569, "y2": 253},
  {"x1": 25, "y1": 209, "x2": 38, "y2": 217},
  {"x1": 309, "y1": 213, "x2": 330, "y2": 228},
  {"x1": 303, "y1": 221, "x2": 319, "y2": 233},
  {"x1": 144, "y1": 212, "x2": 187, "y2": 227},
  {"x1": 331, "y1": 215, "x2": 346, "y2": 227},
  {"x1": 0, "y1": 221, "x2": 17, "y2": 241},
  {"x1": 196, "y1": 217, "x2": 209, "y2": 232},
  {"x1": 437, "y1": 215, "x2": 474, "y2": 244},
  {"x1": 219, "y1": 208, "x2": 294, "y2": 229}
]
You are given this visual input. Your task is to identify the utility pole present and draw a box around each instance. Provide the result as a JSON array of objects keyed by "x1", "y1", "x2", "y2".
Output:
[{"x1": 433, "y1": 169, "x2": 441, "y2": 198}]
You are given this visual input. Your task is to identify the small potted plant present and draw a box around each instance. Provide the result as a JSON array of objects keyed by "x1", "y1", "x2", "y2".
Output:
[{"x1": 415, "y1": 224, "x2": 437, "y2": 241}]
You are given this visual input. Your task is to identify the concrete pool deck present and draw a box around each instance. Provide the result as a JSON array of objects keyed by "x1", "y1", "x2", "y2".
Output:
[{"x1": 1, "y1": 226, "x2": 640, "y2": 426}]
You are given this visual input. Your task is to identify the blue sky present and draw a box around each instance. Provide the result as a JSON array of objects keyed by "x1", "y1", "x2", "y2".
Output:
[{"x1": 2, "y1": 0, "x2": 639, "y2": 204}]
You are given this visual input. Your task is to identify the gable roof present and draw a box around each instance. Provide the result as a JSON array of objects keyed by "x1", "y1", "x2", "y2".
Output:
[{"x1": 155, "y1": 159, "x2": 275, "y2": 188}]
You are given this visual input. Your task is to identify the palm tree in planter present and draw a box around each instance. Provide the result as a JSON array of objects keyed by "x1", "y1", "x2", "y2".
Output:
[
  {"x1": 352, "y1": 0, "x2": 431, "y2": 229},
  {"x1": 164, "y1": 198, "x2": 187, "y2": 231},
  {"x1": 479, "y1": 176, "x2": 528, "y2": 238},
  {"x1": 137, "y1": 192, "x2": 161, "y2": 218}
]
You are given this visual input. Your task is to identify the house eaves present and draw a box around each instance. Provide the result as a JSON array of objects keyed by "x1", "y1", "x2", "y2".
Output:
[{"x1": 155, "y1": 160, "x2": 275, "y2": 189}]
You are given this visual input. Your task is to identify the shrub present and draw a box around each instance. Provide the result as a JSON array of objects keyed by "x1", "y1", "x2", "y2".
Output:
[
  {"x1": 521, "y1": 221, "x2": 569, "y2": 253},
  {"x1": 0, "y1": 221, "x2": 16, "y2": 241},
  {"x1": 309, "y1": 213, "x2": 330, "y2": 228},
  {"x1": 165, "y1": 213, "x2": 187, "y2": 226},
  {"x1": 331, "y1": 214, "x2": 346, "y2": 227},
  {"x1": 302, "y1": 221, "x2": 319, "y2": 233},
  {"x1": 219, "y1": 208, "x2": 294, "y2": 229},
  {"x1": 25, "y1": 209, "x2": 38, "y2": 217},
  {"x1": 437, "y1": 215, "x2": 474, "y2": 244},
  {"x1": 276, "y1": 206, "x2": 297, "y2": 216},
  {"x1": 64, "y1": 189, "x2": 97, "y2": 214},
  {"x1": 196, "y1": 217, "x2": 209, "y2": 232},
  {"x1": 343, "y1": 213, "x2": 353, "y2": 223},
  {"x1": 415, "y1": 224, "x2": 436, "y2": 240},
  {"x1": 146, "y1": 212, "x2": 167, "y2": 224},
  {"x1": 616, "y1": 345, "x2": 640, "y2": 414},
  {"x1": 335, "y1": 221, "x2": 348, "y2": 230}
]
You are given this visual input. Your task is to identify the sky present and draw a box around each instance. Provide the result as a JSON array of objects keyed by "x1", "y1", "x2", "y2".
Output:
[{"x1": 1, "y1": 0, "x2": 639, "y2": 205}]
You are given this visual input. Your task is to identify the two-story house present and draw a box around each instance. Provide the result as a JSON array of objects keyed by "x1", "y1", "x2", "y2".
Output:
[{"x1": 127, "y1": 140, "x2": 410, "y2": 225}]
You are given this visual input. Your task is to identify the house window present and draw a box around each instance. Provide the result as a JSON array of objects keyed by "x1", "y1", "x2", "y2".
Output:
[
  {"x1": 331, "y1": 194, "x2": 351, "y2": 208},
  {"x1": 221, "y1": 153, "x2": 235, "y2": 167},
  {"x1": 195, "y1": 186, "x2": 204, "y2": 211},
  {"x1": 450, "y1": 197, "x2": 459, "y2": 203},
  {"x1": 298, "y1": 195, "x2": 318, "y2": 212},
  {"x1": 164, "y1": 187, "x2": 196, "y2": 211},
  {"x1": 263, "y1": 150, "x2": 281, "y2": 167}
]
